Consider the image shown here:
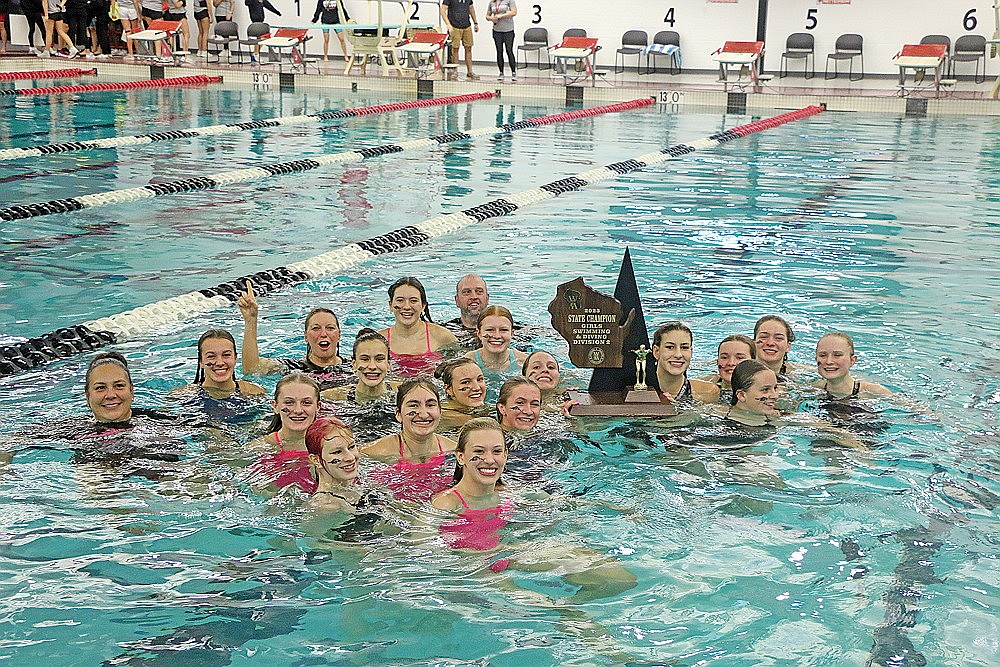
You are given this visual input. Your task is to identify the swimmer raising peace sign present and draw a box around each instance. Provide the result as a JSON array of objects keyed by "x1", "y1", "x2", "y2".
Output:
[{"x1": 238, "y1": 281, "x2": 348, "y2": 386}]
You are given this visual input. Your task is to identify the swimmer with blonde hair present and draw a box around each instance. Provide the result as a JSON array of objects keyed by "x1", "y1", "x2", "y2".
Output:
[{"x1": 814, "y1": 332, "x2": 891, "y2": 399}]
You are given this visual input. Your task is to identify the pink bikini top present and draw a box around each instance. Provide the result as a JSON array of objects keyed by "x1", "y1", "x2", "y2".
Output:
[
  {"x1": 439, "y1": 489, "x2": 513, "y2": 551},
  {"x1": 250, "y1": 432, "x2": 317, "y2": 494},
  {"x1": 386, "y1": 322, "x2": 443, "y2": 378},
  {"x1": 368, "y1": 434, "x2": 451, "y2": 502}
]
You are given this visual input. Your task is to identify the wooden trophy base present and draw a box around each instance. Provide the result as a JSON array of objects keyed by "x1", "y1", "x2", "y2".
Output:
[{"x1": 567, "y1": 388, "x2": 676, "y2": 417}]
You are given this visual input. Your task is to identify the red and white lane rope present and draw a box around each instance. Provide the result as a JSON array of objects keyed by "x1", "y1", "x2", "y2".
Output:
[
  {"x1": 0, "y1": 91, "x2": 497, "y2": 162},
  {"x1": 0, "y1": 74, "x2": 221, "y2": 97}
]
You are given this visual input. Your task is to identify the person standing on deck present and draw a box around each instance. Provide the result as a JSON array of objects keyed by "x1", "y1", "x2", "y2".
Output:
[{"x1": 441, "y1": 0, "x2": 479, "y2": 80}]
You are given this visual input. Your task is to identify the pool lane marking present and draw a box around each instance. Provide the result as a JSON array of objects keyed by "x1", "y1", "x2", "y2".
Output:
[
  {"x1": 0, "y1": 98, "x2": 654, "y2": 222},
  {"x1": 0, "y1": 74, "x2": 222, "y2": 97},
  {"x1": 0, "y1": 68, "x2": 98, "y2": 81},
  {"x1": 0, "y1": 104, "x2": 822, "y2": 377},
  {"x1": 0, "y1": 91, "x2": 498, "y2": 163}
]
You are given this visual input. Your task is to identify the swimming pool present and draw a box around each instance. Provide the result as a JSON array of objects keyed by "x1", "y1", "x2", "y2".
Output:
[{"x1": 1, "y1": 83, "x2": 998, "y2": 665}]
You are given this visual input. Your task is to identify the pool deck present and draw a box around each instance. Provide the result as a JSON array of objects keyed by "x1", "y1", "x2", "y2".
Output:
[{"x1": 3, "y1": 50, "x2": 1000, "y2": 116}]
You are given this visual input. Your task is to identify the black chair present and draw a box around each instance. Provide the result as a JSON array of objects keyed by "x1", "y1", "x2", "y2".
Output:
[
  {"x1": 647, "y1": 30, "x2": 680, "y2": 75},
  {"x1": 951, "y1": 34, "x2": 987, "y2": 83},
  {"x1": 238, "y1": 22, "x2": 270, "y2": 64},
  {"x1": 825, "y1": 33, "x2": 864, "y2": 81},
  {"x1": 614, "y1": 29, "x2": 647, "y2": 74},
  {"x1": 780, "y1": 32, "x2": 814, "y2": 79},
  {"x1": 920, "y1": 34, "x2": 952, "y2": 74},
  {"x1": 517, "y1": 27, "x2": 550, "y2": 70},
  {"x1": 207, "y1": 20, "x2": 239, "y2": 64}
]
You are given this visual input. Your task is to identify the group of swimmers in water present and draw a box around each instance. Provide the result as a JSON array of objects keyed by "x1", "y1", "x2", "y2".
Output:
[{"x1": 66, "y1": 271, "x2": 892, "y2": 575}]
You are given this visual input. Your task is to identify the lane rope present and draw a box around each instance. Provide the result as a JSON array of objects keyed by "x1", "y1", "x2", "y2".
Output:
[
  {"x1": 0, "y1": 91, "x2": 498, "y2": 163},
  {"x1": 0, "y1": 68, "x2": 98, "y2": 81},
  {"x1": 0, "y1": 74, "x2": 221, "y2": 97},
  {"x1": 0, "y1": 97, "x2": 654, "y2": 222},
  {"x1": 0, "y1": 105, "x2": 824, "y2": 378}
]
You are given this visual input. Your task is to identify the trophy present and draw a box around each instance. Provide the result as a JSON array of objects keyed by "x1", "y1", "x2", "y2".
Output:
[{"x1": 547, "y1": 249, "x2": 674, "y2": 417}]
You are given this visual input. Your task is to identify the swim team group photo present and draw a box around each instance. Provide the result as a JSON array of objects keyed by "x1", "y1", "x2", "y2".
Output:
[{"x1": 0, "y1": 0, "x2": 998, "y2": 664}]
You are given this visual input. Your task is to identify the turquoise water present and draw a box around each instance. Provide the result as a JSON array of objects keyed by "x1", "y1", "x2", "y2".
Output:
[{"x1": 1, "y1": 85, "x2": 999, "y2": 665}]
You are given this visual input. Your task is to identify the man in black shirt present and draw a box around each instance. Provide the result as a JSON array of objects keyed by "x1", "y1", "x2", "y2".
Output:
[
  {"x1": 441, "y1": 0, "x2": 479, "y2": 80},
  {"x1": 443, "y1": 273, "x2": 490, "y2": 344}
]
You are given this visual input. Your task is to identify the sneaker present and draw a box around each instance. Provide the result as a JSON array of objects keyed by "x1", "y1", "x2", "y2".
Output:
[
  {"x1": 28, "y1": 47, "x2": 38, "y2": 55},
  {"x1": 96, "y1": 53, "x2": 110, "y2": 60},
  {"x1": 84, "y1": 52, "x2": 95, "y2": 60},
  {"x1": 68, "y1": 46, "x2": 80, "y2": 59},
  {"x1": 497, "y1": 74, "x2": 504, "y2": 82},
  {"x1": 467, "y1": 72, "x2": 480, "y2": 80},
  {"x1": 37, "y1": 49, "x2": 50, "y2": 58},
  {"x1": 511, "y1": 73, "x2": 517, "y2": 82}
]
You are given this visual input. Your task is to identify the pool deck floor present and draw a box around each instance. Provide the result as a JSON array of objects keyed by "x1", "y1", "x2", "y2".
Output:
[{"x1": 3, "y1": 49, "x2": 1000, "y2": 116}]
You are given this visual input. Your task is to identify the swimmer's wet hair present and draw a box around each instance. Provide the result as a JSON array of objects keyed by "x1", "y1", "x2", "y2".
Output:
[
  {"x1": 718, "y1": 334, "x2": 756, "y2": 358},
  {"x1": 754, "y1": 315, "x2": 796, "y2": 343},
  {"x1": 352, "y1": 328, "x2": 389, "y2": 358},
  {"x1": 85, "y1": 351, "x2": 131, "y2": 390},
  {"x1": 475, "y1": 305, "x2": 514, "y2": 330},
  {"x1": 304, "y1": 416, "x2": 354, "y2": 459},
  {"x1": 266, "y1": 372, "x2": 321, "y2": 434},
  {"x1": 452, "y1": 416, "x2": 506, "y2": 485},
  {"x1": 395, "y1": 377, "x2": 441, "y2": 414},
  {"x1": 388, "y1": 276, "x2": 434, "y2": 322},
  {"x1": 730, "y1": 359, "x2": 771, "y2": 406},
  {"x1": 194, "y1": 329, "x2": 237, "y2": 384},
  {"x1": 818, "y1": 331, "x2": 855, "y2": 356},
  {"x1": 652, "y1": 321, "x2": 693, "y2": 347},
  {"x1": 434, "y1": 357, "x2": 480, "y2": 386}
]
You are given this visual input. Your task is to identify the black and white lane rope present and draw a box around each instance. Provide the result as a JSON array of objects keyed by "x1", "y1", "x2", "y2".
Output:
[
  {"x1": 0, "y1": 105, "x2": 824, "y2": 378},
  {"x1": 0, "y1": 91, "x2": 497, "y2": 163},
  {"x1": 0, "y1": 98, "x2": 653, "y2": 222}
]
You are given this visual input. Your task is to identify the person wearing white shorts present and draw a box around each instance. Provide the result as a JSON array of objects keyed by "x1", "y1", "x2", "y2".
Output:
[{"x1": 118, "y1": 0, "x2": 142, "y2": 57}]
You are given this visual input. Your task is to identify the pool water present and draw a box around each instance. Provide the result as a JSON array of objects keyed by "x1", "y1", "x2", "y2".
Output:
[{"x1": 0, "y1": 84, "x2": 998, "y2": 665}]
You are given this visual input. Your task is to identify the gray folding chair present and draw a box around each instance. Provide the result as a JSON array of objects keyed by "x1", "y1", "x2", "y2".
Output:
[
  {"x1": 517, "y1": 27, "x2": 550, "y2": 70},
  {"x1": 825, "y1": 33, "x2": 864, "y2": 81},
  {"x1": 647, "y1": 30, "x2": 680, "y2": 75},
  {"x1": 614, "y1": 30, "x2": 647, "y2": 74},
  {"x1": 238, "y1": 22, "x2": 271, "y2": 65},
  {"x1": 780, "y1": 32, "x2": 814, "y2": 79},
  {"x1": 207, "y1": 21, "x2": 239, "y2": 64},
  {"x1": 951, "y1": 34, "x2": 987, "y2": 83}
]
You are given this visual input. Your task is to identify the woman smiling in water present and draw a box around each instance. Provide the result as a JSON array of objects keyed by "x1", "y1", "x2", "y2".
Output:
[
  {"x1": 182, "y1": 329, "x2": 265, "y2": 399},
  {"x1": 437, "y1": 357, "x2": 489, "y2": 429},
  {"x1": 380, "y1": 277, "x2": 458, "y2": 378},
  {"x1": 652, "y1": 322, "x2": 720, "y2": 404},
  {"x1": 363, "y1": 378, "x2": 457, "y2": 501}
]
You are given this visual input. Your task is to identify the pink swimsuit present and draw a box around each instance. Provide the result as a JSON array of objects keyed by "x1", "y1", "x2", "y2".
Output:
[
  {"x1": 386, "y1": 322, "x2": 444, "y2": 378},
  {"x1": 439, "y1": 489, "x2": 512, "y2": 551},
  {"x1": 250, "y1": 432, "x2": 317, "y2": 493},
  {"x1": 368, "y1": 434, "x2": 451, "y2": 502}
]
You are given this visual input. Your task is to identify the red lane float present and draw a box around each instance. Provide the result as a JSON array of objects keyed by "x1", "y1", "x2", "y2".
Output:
[
  {"x1": 348, "y1": 91, "x2": 496, "y2": 116},
  {"x1": 0, "y1": 68, "x2": 98, "y2": 81},
  {"x1": 729, "y1": 105, "x2": 825, "y2": 137},
  {"x1": 528, "y1": 97, "x2": 655, "y2": 126},
  {"x1": 13, "y1": 75, "x2": 222, "y2": 96}
]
